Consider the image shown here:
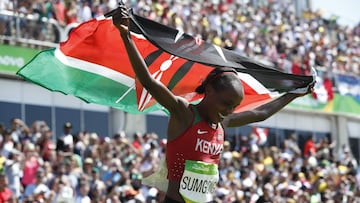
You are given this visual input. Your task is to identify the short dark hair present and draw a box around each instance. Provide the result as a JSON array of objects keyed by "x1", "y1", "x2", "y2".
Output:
[
  {"x1": 195, "y1": 67, "x2": 238, "y2": 94},
  {"x1": 3, "y1": 129, "x2": 12, "y2": 135}
]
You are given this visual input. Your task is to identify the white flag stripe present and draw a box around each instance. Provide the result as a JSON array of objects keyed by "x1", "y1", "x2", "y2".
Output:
[
  {"x1": 213, "y1": 45, "x2": 228, "y2": 62},
  {"x1": 139, "y1": 89, "x2": 152, "y2": 111},
  {"x1": 237, "y1": 72, "x2": 278, "y2": 97},
  {"x1": 55, "y1": 49, "x2": 134, "y2": 87},
  {"x1": 174, "y1": 30, "x2": 184, "y2": 43}
]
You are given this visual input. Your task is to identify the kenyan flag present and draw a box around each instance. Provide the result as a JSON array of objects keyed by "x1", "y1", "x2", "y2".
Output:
[{"x1": 17, "y1": 12, "x2": 314, "y2": 114}]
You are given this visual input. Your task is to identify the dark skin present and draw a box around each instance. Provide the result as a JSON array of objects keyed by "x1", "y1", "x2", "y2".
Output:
[{"x1": 112, "y1": 5, "x2": 313, "y2": 201}]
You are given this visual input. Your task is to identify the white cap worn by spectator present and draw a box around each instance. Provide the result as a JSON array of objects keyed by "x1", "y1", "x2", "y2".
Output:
[{"x1": 90, "y1": 133, "x2": 98, "y2": 140}]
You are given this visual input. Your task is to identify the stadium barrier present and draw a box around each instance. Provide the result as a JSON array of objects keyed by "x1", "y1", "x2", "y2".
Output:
[{"x1": 0, "y1": 10, "x2": 78, "y2": 48}]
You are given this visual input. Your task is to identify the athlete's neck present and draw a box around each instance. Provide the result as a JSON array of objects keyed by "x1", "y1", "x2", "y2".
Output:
[{"x1": 195, "y1": 103, "x2": 218, "y2": 128}]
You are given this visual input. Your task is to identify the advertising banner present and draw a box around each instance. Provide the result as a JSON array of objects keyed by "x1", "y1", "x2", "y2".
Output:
[
  {"x1": 0, "y1": 45, "x2": 40, "y2": 75},
  {"x1": 289, "y1": 93, "x2": 360, "y2": 116},
  {"x1": 335, "y1": 74, "x2": 360, "y2": 103}
]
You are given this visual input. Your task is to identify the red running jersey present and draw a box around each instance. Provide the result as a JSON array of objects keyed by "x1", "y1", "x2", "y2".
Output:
[{"x1": 166, "y1": 105, "x2": 224, "y2": 181}]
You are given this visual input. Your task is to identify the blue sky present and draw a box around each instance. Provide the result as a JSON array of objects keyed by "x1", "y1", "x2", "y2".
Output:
[{"x1": 311, "y1": 0, "x2": 360, "y2": 27}]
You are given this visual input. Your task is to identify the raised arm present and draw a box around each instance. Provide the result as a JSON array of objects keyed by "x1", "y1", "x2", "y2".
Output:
[
  {"x1": 112, "y1": 6, "x2": 188, "y2": 115},
  {"x1": 222, "y1": 93, "x2": 303, "y2": 127}
]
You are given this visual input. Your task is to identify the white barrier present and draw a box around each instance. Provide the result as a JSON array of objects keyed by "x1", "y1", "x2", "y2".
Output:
[{"x1": 0, "y1": 10, "x2": 79, "y2": 48}]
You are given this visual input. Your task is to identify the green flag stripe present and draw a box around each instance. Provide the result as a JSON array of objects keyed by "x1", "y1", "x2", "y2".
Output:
[
  {"x1": 17, "y1": 49, "x2": 161, "y2": 114},
  {"x1": 53, "y1": 48, "x2": 134, "y2": 87}
]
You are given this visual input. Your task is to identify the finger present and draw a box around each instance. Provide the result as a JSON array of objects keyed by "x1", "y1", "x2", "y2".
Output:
[
  {"x1": 121, "y1": 11, "x2": 129, "y2": 18},
  {"x1": 119, "y1": 4, "x2": 127, "y2": 9},
  {"x1": 120, "y1": 9, "x2": 128, "y2": 15},
  {"x1": 119, "y1": 5, "x2": 129, "y2": 12},
  {"x1": 112, "y1": 11, "x2": 129, "y2": 22}
]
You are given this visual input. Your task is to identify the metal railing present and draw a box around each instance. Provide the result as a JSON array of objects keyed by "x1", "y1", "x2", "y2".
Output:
[{"x1": 0, "y1": 10, "x2": 78, "y2": 48}]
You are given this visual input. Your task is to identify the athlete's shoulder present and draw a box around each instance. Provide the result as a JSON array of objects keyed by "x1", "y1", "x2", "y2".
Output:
[
  {"x1": 169, "y1": 96, "x2": 192, "y2": 118},
  {"x1": 177, "y1": 96, "x2": 190, "y2": 106}
]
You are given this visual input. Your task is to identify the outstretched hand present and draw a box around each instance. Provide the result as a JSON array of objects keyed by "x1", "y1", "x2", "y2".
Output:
[
  {"x1": 292, "y1": 78, "x2": 315, "y2": 97},
  {"x1": 112, "y1": 4, "x2": 131, "y2": 37},
  {"x1": 303, "y1": 67, "x2": 317, "y2": 95},
  {"x1": 304, "y1": 77, "x2": 316, "y2": 95},
  {"x1": 288, "y1": 67, "x2": 316, "y2": 96}
]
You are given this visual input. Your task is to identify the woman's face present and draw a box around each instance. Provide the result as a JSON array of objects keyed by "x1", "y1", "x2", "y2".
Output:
[{"x1": 207, "y1": 85, "x2": 243, "y2": 123}]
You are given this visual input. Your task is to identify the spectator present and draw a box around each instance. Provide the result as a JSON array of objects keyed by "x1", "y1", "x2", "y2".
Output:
[
  {"x1": 4, "y1": 149, "x2": 21, "y2": 199},
  {"x1": 48, "y1": 176, "x2": 64, "y2": 203},
  {"x1": 0, "y1": 173, "x2": 13, "y2": 203},
  {"x1": 132, "y1": 132, "x2": 143, "y2": 151},
  {"x1": 89, "y1": 167, "x2": 106, "y2": 199},
  {"x1": 0, "y1": 123, "x2": 5, "y2": 144},
  {"x1": 83, "y1": 132, "x2": 99, "y2": 159},
  {"x1": 55, "y1": 175, "x2": 75, "y2": 202},
  {"x1": 52, "y1": 0, "x2": 66, "y2": 26},
  {"x1": 38, "y1": 126, "x2": 56, "y2": 162},
  {"x1": 75, "y1": 181, "x2": 91, "y2": 203},
  {"x1": 23, "y1": 168, "x2": 50, "y2": 202},
  {"x1": 57, "y1": 122, "x2": 74, "y2": 152},
  {"x1": 102, "y1": 158, "x2": 124, "y2": 188},
  {"x1": 43, "y1": 161, "x2": 55, "y2": 185},
  {"x1": 339, "y1": 144, "x2": 357, "y2": 167},
  {"x1": 303, "y1": 135, "x2": 317, "y2": 158},
  {"x1": 0, "y1": 129, "x2": 14, "y2": 159},
  {"x1": 78, "y1": 0, "x2": 92, "y2": 23},
  {"x1": 64, "y1": 0, "x2": 78, "y2": 25},
  {"x1": 21, "y1": 143, "x2": 42, "y2": 190},
  {"x1": 83, "y1": 157, "x2": 94, "y2": 177},
  {"x1": 284, "y1": 133, "x2": 301, "y2": 157},
  {"x1": 74, "y1": 131, "x2": 87, "y2": 157},
  {"x1": 9, "y1": 118, "x2": 30, "y2": 145}
]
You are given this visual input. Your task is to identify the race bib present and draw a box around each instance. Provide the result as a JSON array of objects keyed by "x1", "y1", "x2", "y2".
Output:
[{"x1": 179, "y1": 160, "x2": 219, "y2": 203}]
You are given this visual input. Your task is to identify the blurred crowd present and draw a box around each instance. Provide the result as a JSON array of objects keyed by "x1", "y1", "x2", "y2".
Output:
[
  {"x1": 1, "y1": 0, "x2": 360, "y2": 202},
  {"x1": 0, "y1": 0, "x2": 359, "y2": 77},
  {"x1": 1, "y1": 118, "x2": 360, "y2": 203},
  {"x1": 133, "y1": 0, "x2": 360, "y2": 77}
]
